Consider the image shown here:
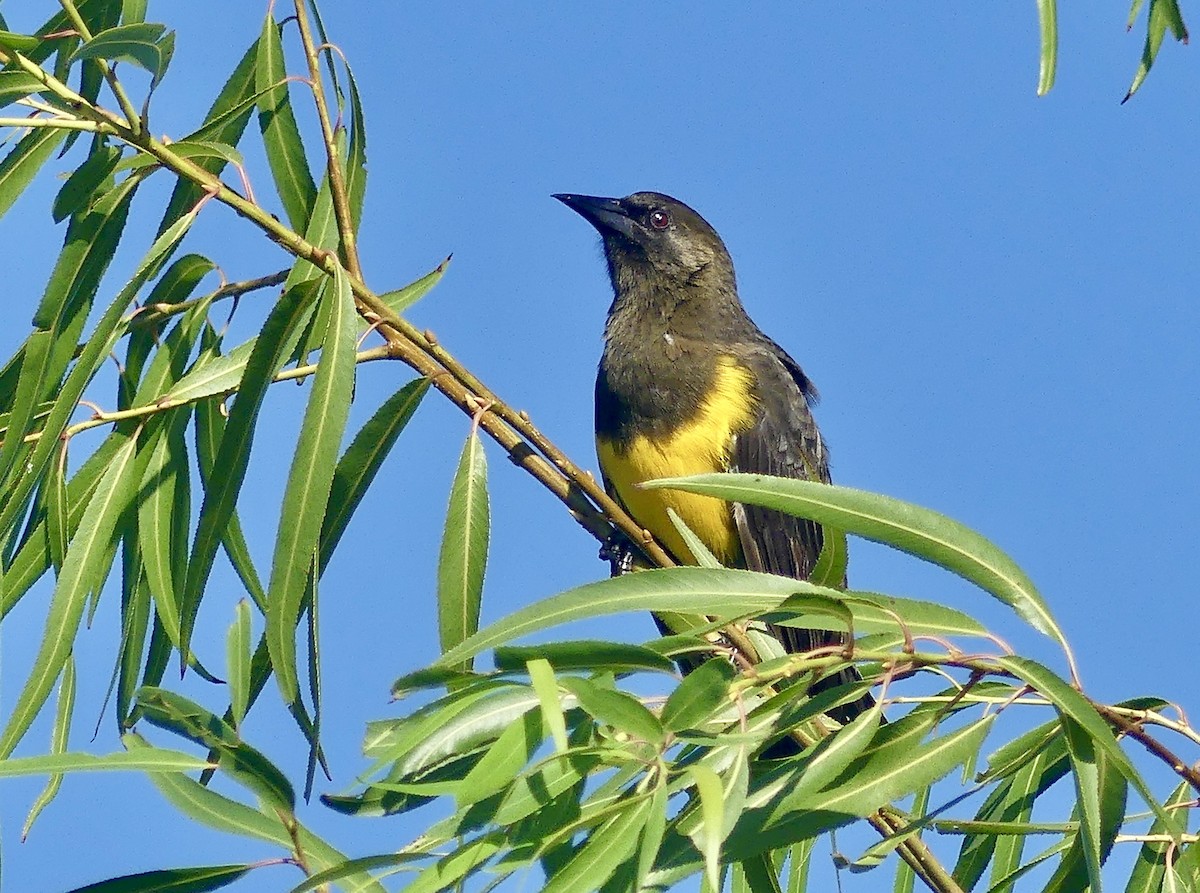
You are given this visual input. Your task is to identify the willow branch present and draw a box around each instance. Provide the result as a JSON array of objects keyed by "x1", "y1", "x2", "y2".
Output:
[
  {"x1": 57, "y1": 0, "x2": 142, "y2": 132},
  {"x1": 130, "y1": 269, "x2": 290, "y2": 328},
  {"x1": 291, "y1": 0, "x2": 362, "y2": 282},
  {"x1": 0, "y1": 116, "x2": 111, "y2": 133},
  {"x1": 12, "y1": 346, "x2": 394, "y2": 446}
]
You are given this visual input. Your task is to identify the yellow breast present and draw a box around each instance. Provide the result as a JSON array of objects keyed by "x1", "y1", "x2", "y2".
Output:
[{"x1": 597, "y1": 356, "x2": 758, "y2": 564}]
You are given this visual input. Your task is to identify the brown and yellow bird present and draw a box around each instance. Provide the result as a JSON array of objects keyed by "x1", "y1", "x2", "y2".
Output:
[{"x1": 555, "y1": 190, "x2": 871, "y2": 722}]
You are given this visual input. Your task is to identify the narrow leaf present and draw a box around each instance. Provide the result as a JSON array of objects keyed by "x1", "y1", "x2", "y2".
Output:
[
  {"x1": 660, "y1": 659, "x2": 735, "y2": 732},
  {"x1": 437, "y1": 430, "x2": 489, "y2": 670},
  {"x1": 378, "y1": 256, "x2": 451, "y2": 316},
  {"x1": 559, "y1": 676, "x2": 664, "y2": 745},
  {"x1": 0, "y1": 433, "x2": 138, "y2": 758},
  {"x1": 1036, "y1": 0, "x2": 1058, "y2": 96},
  {"x1": 998, "y1": 655, "x2": 1183, "y2": 837},
  {"x1": 61, "y1": 864, "x2": 253, "y2": 893},
  {"x1": 256, "y1": 15, "x2": 316, "y2": 230},
  {"x1": 21, "y1": 656, "x2": 75, "y2": 838},
  {"x1": 690, "y1": 765, "x2": 726, "y2": 891},
  {"x1": 647, "y1": 475, "x2": 1066, "y2": 652},
  {"x1": 266, "y1": 265, "x2": 356, "y2": 705},
  {"x1": 0, "y1": 127, "x2": 65, "y2": 222},
  {"x1": 179, "y1": 282, "x2": 315, "y2": 669},
  {"x1": 320, "y1": 377, "x2": 429, "y2": 569},
  {"x1": 528, "y1": 659, "x2": 569, "y2": 753},
  {"x1": 52, "y1": 143, "x2": 122, "y2": 222},
  {"x1": 136, "y1": 687, "x2": 295, "y2": 811},
  {"x1": 227, "y1": 600, "x2": 252, "y2": 731}
]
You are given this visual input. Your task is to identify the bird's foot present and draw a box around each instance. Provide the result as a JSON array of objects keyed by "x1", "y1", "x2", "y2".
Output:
[{"x1": 599, "y1": 531, "x2": 637, "y2": 576}]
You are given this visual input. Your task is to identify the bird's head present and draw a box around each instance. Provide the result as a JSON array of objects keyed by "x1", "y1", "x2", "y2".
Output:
[{"x1": 554, "y1": 191, "x2": 735, "y2": 297}]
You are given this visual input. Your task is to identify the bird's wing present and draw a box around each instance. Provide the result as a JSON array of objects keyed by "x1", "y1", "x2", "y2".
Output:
[{"x1": 728, "y1": 341, "x2": 843, "y2": 656}]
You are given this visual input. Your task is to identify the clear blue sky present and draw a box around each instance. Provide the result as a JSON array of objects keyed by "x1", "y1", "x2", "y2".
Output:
[{"x1": 1, "y1": 3, "x2": 1197, "y2": 891}]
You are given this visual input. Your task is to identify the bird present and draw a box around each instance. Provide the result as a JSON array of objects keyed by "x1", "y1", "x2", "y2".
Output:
[{"x1": 554, "y1": 190, "x2": 873, "y2": 725}]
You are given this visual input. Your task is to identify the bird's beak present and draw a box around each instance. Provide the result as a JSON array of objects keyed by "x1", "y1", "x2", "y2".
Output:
[{"x1": 553, "y1": 193, "x2": 639, "y2": 242}]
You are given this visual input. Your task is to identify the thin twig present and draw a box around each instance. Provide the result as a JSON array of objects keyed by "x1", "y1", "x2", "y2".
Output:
[
  {"x1": 56, "y1": 0, "x2": 142, "y2": 132},
  {"x1": 292, "y1": 1, "x2": 362, "y2": 282}
]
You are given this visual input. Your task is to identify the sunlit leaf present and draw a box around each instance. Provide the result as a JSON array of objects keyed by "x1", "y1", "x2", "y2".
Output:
[
  {"x1": 179, "y1": 282, "x2": 315, "y2": 670},
  {"x1": 20, "y1": 656, "x2": 75, "y2": 838},
  {"x1": 0, "y1": 432, "x2": 137, "y2": 758},
  {"x1": 266, "y1": 265, "x2": 356, "y2": 705},
  {"x1": 437, "y1": 430, "x2": 489, "y2": 671},
  {"x1": 256, "y1": 15, "x2": 316, "y2": 230},
  {"x1": 646, "y1": 475, "x2": 1065, "y2": 652},
  {"x1": 377, "y1": 256, "x2": 451, "y2": 317},
  {"x1": 136, "y1": 687, "x2": 295, "y2": 811}
]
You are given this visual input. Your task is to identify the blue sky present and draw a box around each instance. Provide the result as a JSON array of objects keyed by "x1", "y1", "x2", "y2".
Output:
[{"x1": 1, "y1": 3, "x2": 1197, "y2": 891}]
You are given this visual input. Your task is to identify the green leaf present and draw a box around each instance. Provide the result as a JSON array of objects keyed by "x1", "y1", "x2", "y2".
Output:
[
  {"x1": 660, "y1": 659, "x2": 735, "y2": 732},
  {"x1": 72, "y1": 22, "x2": 175, "y2": 88},
  {"x1": 116, "y1": 573, "x2": 152, "y2": 732},
  {"x1": 785, "y1": 839, "x2": 815, "y2": 893},
  {"x1": 0, "y1": 178, "x2": 151, "y2": 547},
  {"x1": 266, "y1": 265, "x2": 357, "y2": 705},
  {"x1": 123, "y1": 139, "x2": 244, "y2": 171},
  {"x1": 647, "y1": 475, "x2": 1065, "y2": 651},
  {"x1": 52, "y1": 143, "x2": 122, "y2": 222},
  {"x1": 136, "y1": 417, "x2": 190, "y2": 651},
  {"x1": 0, "y1": 126, "x2": 67, "y2": 250},
  {"x1": 192, "y1": 392, "x2": 265, "y2": 614},
  {"x1": 372, "y1": 685, "x2": 542, "y2": 779},
  {"x1": 667, "y1": 506, "x2": 722, "y2": 568},
  {"x1": 2, "y1": 433, "x2": 126, "y2": 619},
  {"x1": 0, "y1": 432, "x2": 138, "y2": 758},
  {"x1": 432, "y1": 565, "x2": 977, "y2": 671},
  {"x1": 728, "y1": 715, "x2": 991, "y2": 859},
  {"x1": 0, "y1": 747, "x2": 211, "y2": 778},
  {"x1": 227, "y1": 600, "x2": 252, "y2": 731},
  {"x1": 1125, "y1": 0, "x2": 1189, "y2": 102},
  {"x1": 21, "y1": 656, "x2": 75, "y2": 838},
  {"x1": 62, "y1": 864, "x2": 253, "y2": 893},
  {"x1": 953, "y1": 735, "x2": 1068, "y2": 892},
  {"x1": 542, "y1": 797, "x2": 653, "y2": 893},
  {"x1": 256, "y1": 15, "x2": 316, "y2": 231},
  {"x1": 164, "y1": 338, "x2": 254, "y2": 404},
  {"x1": 1125, "y1": 782, "x2": 1194, "y2": 893},
  {"x1": 0, "y1": 29, "x2": 40, "y2": 51},
  {"x1": 378, "y1": 256, "x2": 451, "y2": 316},
  {"x1": 528, "y1": 659, "x2": 570, "y2": 753},
  {"x1": 286, "y1": 855, "x2": 427, "y2": 893},
  {"x1": 491, "y1": 752, "x2": 602, "y2": 827},
  {"x1": 1036, "y1": 0, "x2": 1058, "y2": 96},
  {"x1": 122, "y1": 0, "x2": 148, "y2": 25},
  {"x1": 125, "y1": 734, "x2": 386, "y2": 893},
  {"x1": 997, "y1": 655, "x2": 1183, "y2": 837},
  {"x1": 136, "y1": 687, "x2": 295, "y2": 811},
  {"x1": 809, "y1": 525, "x2": 848, "y2": 588},
  {"x1": 493, "y1": 640, "x2": 675, "y2": 675},
  {"x1": 179, "y1": 282, "x2": 315, "y2": 670},
  {"x1": 750, "y1": 704, "x2": 883, "y2": 815},
  {"x1": 437, "y1": 430, "x2": 490, "y2": 670},
  {"x1": 319, "y1": 375, "x2": 429, "y2": 572},
  {"x1": 0, "y1": 330, "x2": 52, "y2": 505},
  {"x1": 344, "y1": 66, "x2": 368, "y2": 230},
  {"x1": 404, "y1": 833, "x2": 505, "y2": 893},
  {"x1": 0, "y1": 70, "x2": 48, "y2": 105},
  {"x1": 1062, "y1": 718, "x2": 1103, "y2": 892},
  {"x1": 456, "y1": 708, "x2": 542, "y2": 809},
  {"x1": 157, "y1": 37, "x2": 258, "y2": 235},
  {"x1": 689, "y1": 765, "x2": 726, "y2": 891},
  {"x1": 559, "y1": 676, "x2": 664, "y2": 746}
]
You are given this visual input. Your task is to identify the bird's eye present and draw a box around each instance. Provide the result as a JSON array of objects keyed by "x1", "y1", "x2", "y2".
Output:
[{"x1": 648, "y1": 208, "x2": 671, "y2": 230}]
